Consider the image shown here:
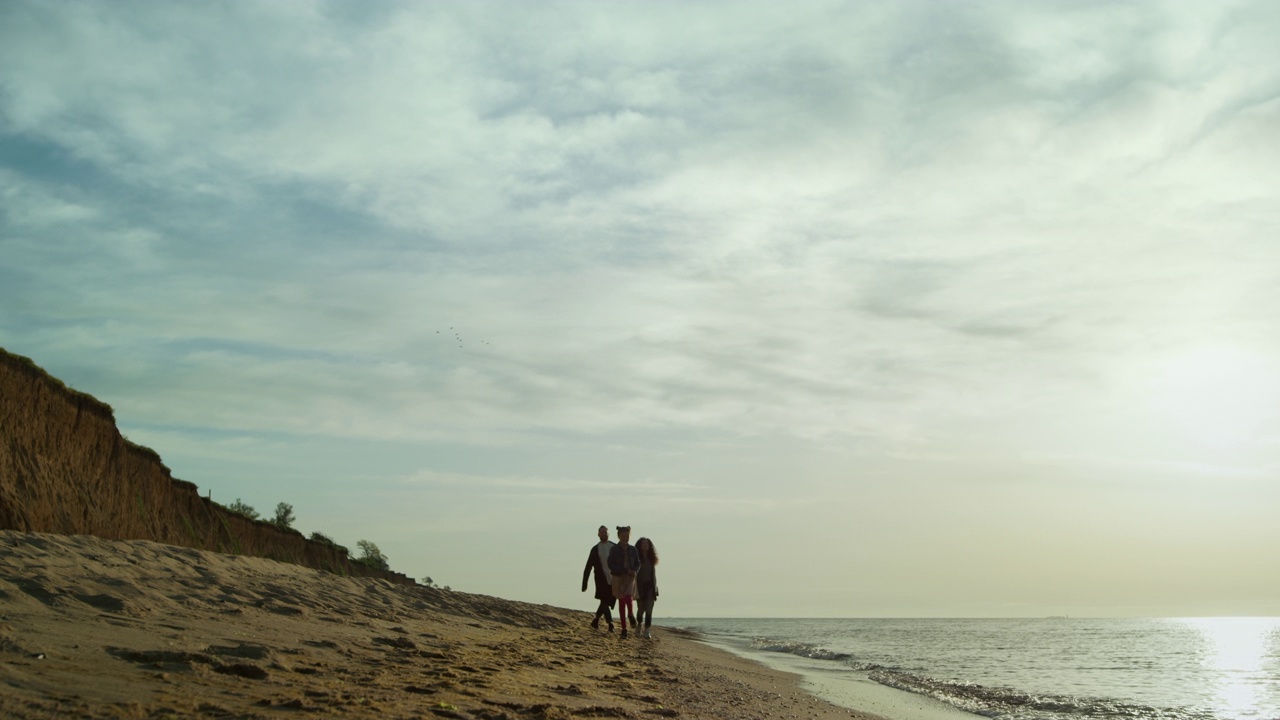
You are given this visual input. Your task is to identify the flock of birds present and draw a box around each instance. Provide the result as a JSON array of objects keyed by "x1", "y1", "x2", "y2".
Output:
[{"x1": 437, "y1": 327, "x2": 491, "y2": 348}]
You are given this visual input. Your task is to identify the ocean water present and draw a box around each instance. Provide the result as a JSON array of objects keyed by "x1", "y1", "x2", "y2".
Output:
[{"x1": 665, "y1": 618, "x2": 1280, "y2": 720}]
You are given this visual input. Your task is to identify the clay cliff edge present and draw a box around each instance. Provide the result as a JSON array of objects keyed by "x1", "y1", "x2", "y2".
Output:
[{"x1": 0, "y1": 348, "x2": 411, "y2": 584}]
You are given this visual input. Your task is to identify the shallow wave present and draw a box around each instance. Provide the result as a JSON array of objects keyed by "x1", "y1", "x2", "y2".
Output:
[
  {"x1": 751, "y1": 639, "x2": 854, "y2": 662},
  {"x1": 868, "y1": 670, "x2": 1217, "y2": 720},
  {"x1": 748, "y1": 638, "x2": 890, "y2": 672}
]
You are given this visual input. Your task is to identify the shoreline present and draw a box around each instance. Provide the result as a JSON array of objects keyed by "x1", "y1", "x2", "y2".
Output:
[
  {"x1": 1, "y1": 531, "x2": 874, "y2": 719},
  {"x1": 684, "y1": 632, "x2": 981, "y2": 720}
]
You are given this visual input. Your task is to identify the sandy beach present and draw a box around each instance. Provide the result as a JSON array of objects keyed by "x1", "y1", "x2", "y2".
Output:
[{"x1": 0, "y1": 531, "x2": 874, "y2": 719}]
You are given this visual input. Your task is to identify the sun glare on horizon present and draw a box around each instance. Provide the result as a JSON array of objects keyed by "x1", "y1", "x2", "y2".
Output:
[{"x1": 1181, "y1": 617, "x2": 1280, "y2": 720}]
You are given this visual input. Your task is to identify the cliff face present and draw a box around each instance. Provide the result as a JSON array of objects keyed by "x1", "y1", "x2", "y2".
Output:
[{"x1": 0, "y1": 348, "x2": 411, "y2": 584}]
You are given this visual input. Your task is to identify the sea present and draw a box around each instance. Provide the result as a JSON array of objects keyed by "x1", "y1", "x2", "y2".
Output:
[{"x1": 664, "y1": 617, "x2": 1280, "y2": 720}]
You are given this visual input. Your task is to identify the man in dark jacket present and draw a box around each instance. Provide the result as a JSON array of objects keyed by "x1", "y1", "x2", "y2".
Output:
[{"x1": 581, "y1": 525, "x2": 616, "y2": 631}]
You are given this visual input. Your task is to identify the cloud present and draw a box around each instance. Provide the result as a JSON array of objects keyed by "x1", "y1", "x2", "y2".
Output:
[{"x1": 3, "y1": 0, "x2": 1280, "y2": 615}]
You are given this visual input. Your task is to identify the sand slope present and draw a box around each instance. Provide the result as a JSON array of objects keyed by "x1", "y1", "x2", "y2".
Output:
[{"x1": 0, "y1": 531, "x2": 868, "y2": 719}]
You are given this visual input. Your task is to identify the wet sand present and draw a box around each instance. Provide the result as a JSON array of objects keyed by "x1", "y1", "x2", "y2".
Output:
[
  {"x1": 0, "y1": 531, "x2": 875, "y2": 719},
  {"x1": 694, "y1": 637, "x2": 981, "y2": 720}
]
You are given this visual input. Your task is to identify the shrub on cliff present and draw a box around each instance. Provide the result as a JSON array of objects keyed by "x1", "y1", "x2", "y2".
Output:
[
  {"x1": 309, "y1": 532, "x2": 349, "y2": 555},
  {"x1": 271, "y1": 502, "x2": 295, "y2": 529},
  {"x1": 354, "y1": 539, "x2": 389, "y2": 571},
  {"x1": 227, "y1": 498, "x2": 259, "y2": 520}
]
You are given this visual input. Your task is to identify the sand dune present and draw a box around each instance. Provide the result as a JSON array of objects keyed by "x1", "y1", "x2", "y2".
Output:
[{"x1": 0, "y1": 531, "x2": 869, "y2": 719}]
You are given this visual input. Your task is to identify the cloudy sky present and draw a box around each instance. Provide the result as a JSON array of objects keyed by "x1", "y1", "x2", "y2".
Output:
[{"x1": 3, "y1": 1, "x2": 1278, "y2": 617}]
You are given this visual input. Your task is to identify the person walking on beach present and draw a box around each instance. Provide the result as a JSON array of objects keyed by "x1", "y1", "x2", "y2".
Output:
[
  {"x1": 634, "y1": 537, "x2": 659, "y2": 639},
  {"x1": 607, "y1": 526, "x2": 640, "y2": 639},
  {"x1": 581, "y1": 525, "x2": 616, "y2": 631}
]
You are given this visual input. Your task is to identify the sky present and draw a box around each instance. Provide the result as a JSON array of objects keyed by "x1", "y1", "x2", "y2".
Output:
[{"x1": 2, "y1": 1, "x2": 1278, "y2": 618}]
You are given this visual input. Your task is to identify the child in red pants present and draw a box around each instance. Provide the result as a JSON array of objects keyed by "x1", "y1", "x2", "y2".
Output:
[{"x1": 607, "y1": 526, "x2": 640, "y2": 638}]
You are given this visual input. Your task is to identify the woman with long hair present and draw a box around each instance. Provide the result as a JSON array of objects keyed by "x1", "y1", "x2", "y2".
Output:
[{"x1": 634, "y1": 537, "x2": 659, "y2": 639}]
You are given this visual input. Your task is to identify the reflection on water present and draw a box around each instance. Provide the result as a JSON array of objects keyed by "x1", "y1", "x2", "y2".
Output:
[
  {"x1": 1180, "y1": 617, "x2": 1280, "y2": 720},
  {"x1": 677, "y1": 617, "x2": 1280, "y2": 720}
]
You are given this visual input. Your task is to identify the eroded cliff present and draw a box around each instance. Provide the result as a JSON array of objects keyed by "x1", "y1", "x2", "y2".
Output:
[{"x1": 0, "y1": 348, "x2": 411, "y2": 584}]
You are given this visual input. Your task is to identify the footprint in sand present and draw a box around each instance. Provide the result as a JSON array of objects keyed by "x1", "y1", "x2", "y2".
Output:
[
  {"x1": 108, "y1": 647, "x2": 272, "y2": 680},
  {"x1": 372, "y1": 636, "x2": 418, "y2": 651}
]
